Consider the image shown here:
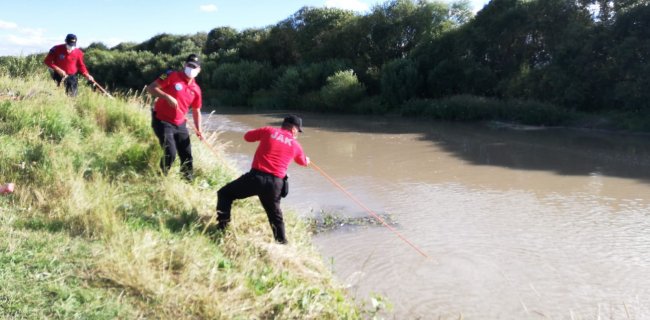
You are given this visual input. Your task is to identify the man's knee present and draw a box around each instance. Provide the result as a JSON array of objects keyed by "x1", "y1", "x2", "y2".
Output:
[
  {"x1": 217, "y1": 187, "x2": 227, "y2": 199},
  {"x1": 217, "y1": 187, "x2": 235, "y2": 206}
]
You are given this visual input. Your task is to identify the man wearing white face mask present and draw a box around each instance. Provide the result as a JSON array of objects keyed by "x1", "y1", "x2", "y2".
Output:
[
  {"x1": 147, "y1": 54, "x2": 204, "y2": 181},
  {"x1": 44, "y1": 34, "x2": 94, "y2": 97}
]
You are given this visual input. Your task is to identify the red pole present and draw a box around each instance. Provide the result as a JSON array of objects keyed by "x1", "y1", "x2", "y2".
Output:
[{"x1": 310, "y1": 161, "x2": 429, "y2": 258}]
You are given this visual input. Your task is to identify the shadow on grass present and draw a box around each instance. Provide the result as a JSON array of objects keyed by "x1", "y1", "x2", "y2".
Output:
[
  {"x1": 164, "y1": 209, "x2": 201, "y2": 233},
  {"x1": 14, "y1": 217, "x2": 66, "y2": 233},
  {"x1": 164, "y1": 209, "x2": 225, "y2": 241}
]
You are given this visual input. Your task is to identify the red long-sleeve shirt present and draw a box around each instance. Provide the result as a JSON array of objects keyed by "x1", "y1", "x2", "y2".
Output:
[
  {"x1": 43, "y1": 44, "x2": 89, "y2": 76},
  {"x1": 245, "y1": 127, "x2": 308, "y2": 178}
]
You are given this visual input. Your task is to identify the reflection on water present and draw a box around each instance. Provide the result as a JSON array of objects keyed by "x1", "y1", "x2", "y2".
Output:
[{"x1": 207, "y1": 110, "x2": 650, "y2": 319}]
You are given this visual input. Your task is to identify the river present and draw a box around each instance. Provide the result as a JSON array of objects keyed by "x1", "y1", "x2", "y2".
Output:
[{"x1": 204, "y1": 109, "x2": 650, "y2": 319}]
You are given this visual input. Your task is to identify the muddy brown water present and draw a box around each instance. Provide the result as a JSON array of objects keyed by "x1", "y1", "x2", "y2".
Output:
[{"x1": 204, "y1": 110, "x2": 650, "y2": 319}]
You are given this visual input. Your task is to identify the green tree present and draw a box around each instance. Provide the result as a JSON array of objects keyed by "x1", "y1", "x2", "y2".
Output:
[
  {"x1": 380, "y1": 58, "x2": 419, "y2": 107},
  {"x1": 86, "y1": 42, "x2": 109, "y2": 51},
  {"x1": 260, "y1": 21, "x2": 300, "y2": 66},
  {"x1": 204, "y1": 27, "x2": 239, "y2": 55},
  {"x1": 111, "y1": 42, "x2": 137, "y2": 51},
  {"x1": 289, "y1": 7, "x2": 356, "y2": 62},
  {"x1": 349, "y1": 0, "x2": 466, "y2": 94},
  {"x1": 576, "y1": 0, "x2": 643, "y2": 23},
  {"x1": 85, "y1": 49, "x2": 173, "y2": 90},
  {"x1": 360, "y1": 0, "x2": 460, "y2": 67},
  {"x1": 607, "y1": 3, "x2": 650, "y2": 112},
  {"x1": 237, "y1": 28, "x2": 271, "y2": 62},
  {"x1": 298, "y1": 59, "x2": 350, "y2": 92},
  {"x1": 209, "y1": 61, "x2": 275, "y2": 105},
  {"x1": 272, "y1": 67, "x2": 302, "y2": 107},
  {"x1": 134, "y1": 33, "x2": 204, "y2": 55}
]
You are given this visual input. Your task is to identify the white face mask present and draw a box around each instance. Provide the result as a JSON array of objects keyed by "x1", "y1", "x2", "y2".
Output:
[
  {"x1": 184, "y1": 66, "x2": 200, "y2": 78},
  {"x1": 66, "y1": 44, "x2": 74, "y2": 51}
]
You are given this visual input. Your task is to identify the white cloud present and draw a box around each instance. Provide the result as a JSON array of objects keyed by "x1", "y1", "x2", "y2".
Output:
[
  {"x1": 0, "y1": 20, "x2": 18, "y2": 30},
  {"x1": 5, "y1": 34, "x2": 48, "y2": 46},
  {"x1": 0, "y1": 35, "x2": 51, "y2": 56},
  {"x1": 0, "y1": 21, "x2": 54, "y2": 56},
  {"x1": 19, "y1": 27, "x2": 46, "y2": 38},
  {"x1": 199, "y1": 4, "x2": 218, "y2": 12},
  {"x1": 325, "y1": 0, "x2": 370, "y2": 12},
  {"x1": 3, "y1": 25, "x2": 48, "y2": 45}
]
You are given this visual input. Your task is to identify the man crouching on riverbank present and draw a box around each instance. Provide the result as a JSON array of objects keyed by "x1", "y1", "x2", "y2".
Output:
[{"x1": 216, "y1": 115, "x2": 310, "y2": 244}]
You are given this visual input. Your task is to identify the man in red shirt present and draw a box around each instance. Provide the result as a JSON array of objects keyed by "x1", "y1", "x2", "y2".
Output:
[
  {"x1": 216, "y1": 115, "x2": 310, "y2": 244},
  {"x1": 43, "y1": 34, "x2": 94, "y2": 97},
  {"x1": 146, "y1": 54, "x2": 204, "y2": 181}
]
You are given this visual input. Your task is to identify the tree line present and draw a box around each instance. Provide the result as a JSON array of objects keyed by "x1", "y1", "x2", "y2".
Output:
[{"x1": 6, "y1": 0, "x2": 648, "y2": 127}]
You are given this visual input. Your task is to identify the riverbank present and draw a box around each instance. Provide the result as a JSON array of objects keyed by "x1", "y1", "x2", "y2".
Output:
[
  {"x1": 347, "y1": 94, "x2": 650, "y2": 133},
  {"x1": 0, "y1": 75, "x2": 365, "y2": 319}
]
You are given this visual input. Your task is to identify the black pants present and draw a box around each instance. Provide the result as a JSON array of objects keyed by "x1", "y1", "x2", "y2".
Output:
[
  {"x1": 217, "y1": 169, "x2": 287, "y2": 244},
  {"x1": 51, "y1": 72, "x2": 78, "y2": 97},
  {"x1": 151, "y1": 115, "x2": 193, "y2": 180}
]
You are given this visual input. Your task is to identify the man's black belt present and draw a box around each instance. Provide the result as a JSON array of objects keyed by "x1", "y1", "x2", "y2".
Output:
[{"x1": 250, "y1": 169, "x2": 280, "y2": 179}]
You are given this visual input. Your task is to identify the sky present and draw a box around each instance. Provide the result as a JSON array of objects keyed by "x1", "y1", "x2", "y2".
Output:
[{"x1": 0, "y1": 0, "x2": 490, "y2": 56}]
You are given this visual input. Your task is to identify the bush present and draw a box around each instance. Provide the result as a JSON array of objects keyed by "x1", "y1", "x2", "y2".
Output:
[
  {"x1": 0, "y1": 55, "x2": 46, "y2": 78},
  {"x1": 350, "y1": 96, "x2": 386, "y2": 114},
  {"x1": 320, "y1": 70, "x2": 366, "y2": 112},
  {"x1": 400, "y1": 95, "x2": 576, "y2": 126},
  {"x1": 85, "y1": 50, "x2": 174, "y2": 90},
  {"x1": 272, "y1": 67, "x2": 301, "y2": 107},
  {"x1": 297, "y1": 91, "x2": 327, "y2": 111},
  {"x1": 299, "y1": 60, "x2": 349, "y2": 92},
  {"x1": 209, "y1": 61, "x2": 275, "y2": 106},
  {"x1": 210, "y1": 89, "x2": 247, "y2": 107},
  {"x1": 380, "y1": 58, "x2": 419, "y2": 108},
  {"x1": 501, "y1": 99, "x2": 574, "y2": 126},
  {"x1": 249, "y1": 89, "x2": 283, "y2": 109}
]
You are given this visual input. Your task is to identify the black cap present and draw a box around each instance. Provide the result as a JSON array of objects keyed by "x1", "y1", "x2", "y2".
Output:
[
  {"x1": 186, "y1": 54, "x2": 200, "y2": 66},
  {"x1": 65, "y1": 34, "x2": 77, "y2": 46},
  {"x1": 282, "y1": 115, "x2": 303, "y2": 132}
]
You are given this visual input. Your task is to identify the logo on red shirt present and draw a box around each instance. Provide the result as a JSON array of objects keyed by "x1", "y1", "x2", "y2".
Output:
[{"x1": 270, "y1": 131, "x2": 292, "y2": 146}]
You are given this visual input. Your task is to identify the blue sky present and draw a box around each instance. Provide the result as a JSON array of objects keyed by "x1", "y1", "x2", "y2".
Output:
[{"x1": 0, "y1": 0, "x2": 489, "y2": 56}]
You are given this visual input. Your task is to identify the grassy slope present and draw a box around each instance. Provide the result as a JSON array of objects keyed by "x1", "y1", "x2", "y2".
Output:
[{"x1": 0, "y1": 75, "x2": 362, "y2": 319}]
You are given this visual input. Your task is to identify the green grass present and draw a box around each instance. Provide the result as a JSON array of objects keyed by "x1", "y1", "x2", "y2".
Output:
[
  {"x1": 0, "y1": 72, "x2": 365, "y2": 319},
  {"x1": 0, "y1": 223, "x2": 139, "y2": 319}
]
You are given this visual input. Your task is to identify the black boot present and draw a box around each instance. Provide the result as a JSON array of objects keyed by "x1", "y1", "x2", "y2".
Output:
[{"x1": 271, "y1": 224, "x2": 287, "y2": 244}]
